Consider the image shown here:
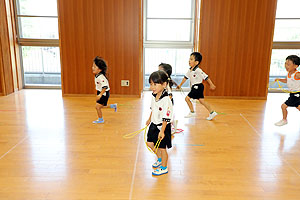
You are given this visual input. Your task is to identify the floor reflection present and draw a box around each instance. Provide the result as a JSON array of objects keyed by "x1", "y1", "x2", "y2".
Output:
[{"x1": 24, "y1": 90, "x2": 66, "y2": 178}]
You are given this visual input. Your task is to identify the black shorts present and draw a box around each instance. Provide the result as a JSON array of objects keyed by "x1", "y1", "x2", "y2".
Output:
[
  {"x1": 96, "y1": 90, "x2": 110, "y2": 106},
  {"x1": 147, "y1": 123, "x2": 172, "y2": 149},
  {"x1": 188, "y1": 83, "x2": 204, "y2": 99},
  {"x1": 285, "y1": 92, "x2": 300, "y2": 107}
]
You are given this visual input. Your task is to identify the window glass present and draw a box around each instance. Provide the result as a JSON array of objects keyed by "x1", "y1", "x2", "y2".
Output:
[
  {"x1": 147, "y1": 0, "x2": 192, "y2": 18},
  {"x1": 273, "y1": 19, "x2": 300, "y2": 41},
  {"x1": 17, "y1": 0, "x2": 58, "y2": 16},
  {"x1": 21, "y1": 46, "x2": 61, "y2": 85},
  {"x1": 18, "y1": 17, "x2": 59, "y2": 39}
]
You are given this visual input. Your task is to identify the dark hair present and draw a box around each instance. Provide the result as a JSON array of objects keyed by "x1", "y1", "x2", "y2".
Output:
[
  {"x1": 158, "y1": 63, "x2": 175, "y2": 87},
  {"x1": 149, "y1": 70, "x2": 169, "y2": 85},
  {"x1": 191, "y1": 52, "x2": 202, "y2": 66},
  {"x1": 159, "y1": 63, "x2": 172, "y2": 77},
  {"x1": 94, "y1": 56, "x2": 107, "y2": 76},
  {"x1": 286, "y1": 55, "x2": 300, "y2": 66}
]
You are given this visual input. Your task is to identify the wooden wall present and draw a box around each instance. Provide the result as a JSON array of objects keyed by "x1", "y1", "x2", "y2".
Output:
[
  {"x1": 198, "y1": 0, "x2": 277, "y2": 98},
  {"x1": 0, "y1": 0, "x2": 20, "y2": 96},
  {"x1": 58, "y1": 0, "x2": 143, "y2": 96}
]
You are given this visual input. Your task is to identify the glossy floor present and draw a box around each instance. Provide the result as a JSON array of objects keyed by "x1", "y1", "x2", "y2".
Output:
[{"x1": 0, "y1": 90, "x2": 299, "y2": 200}]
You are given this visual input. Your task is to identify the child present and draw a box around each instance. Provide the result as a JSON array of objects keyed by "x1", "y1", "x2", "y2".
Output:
[
  {"x1": 158, "y1": 63, "x2": 178, "y2": 133},
  {"x1": 274, "y1": 55, "x2": 300, "y2": 126},
  {"x1": 146, "y1": 70, "x2": 173, "y2": 176},
  {"x1": 176, "y1": 52, "x2": 217, "y2": 120},
  {"x1": 92, "y1": 56, "x2": 117, "y2": 124}
]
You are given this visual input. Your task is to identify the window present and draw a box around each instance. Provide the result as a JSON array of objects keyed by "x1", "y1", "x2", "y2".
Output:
[
  {"x1": 269, "y1": 0, "x2": 300, "y2": 91},
  {"x1": 143, "y1": 0, "x2": 195, "y2": 88},
  {"x1": 15, "y1": 0, "x2": 60, "y2": 87}
]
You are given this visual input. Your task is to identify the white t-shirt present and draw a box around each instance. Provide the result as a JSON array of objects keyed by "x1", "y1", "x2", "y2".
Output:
[
  {"x1": 150, "y1": 90, "x2": 173, "y2": 125},
  {"x1": 287, "y1": 70, "x2": 300, "y2": 92},
  {"x1": 95, "y1": 74, "x2": 110, "y2": 95},
  {"x1": 184, "y1": 66, "x2": 208, "y2": 86}
]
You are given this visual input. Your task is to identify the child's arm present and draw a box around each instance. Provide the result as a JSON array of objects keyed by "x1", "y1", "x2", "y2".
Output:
[
  {"x1": 206, "y1": 78, "x2": 216, "y2": 90},
  {"x1": 275, "y1": 78, "x2": 287, "y2": 83},
  {"x1": 177, "y1": 77, "x2": 187, "y2": 89},
  {"x1": 158, "y1": 121, "x2": 167, "y2": 140},
  {"x1": 146, "y1": 112, "x2": 152, "y2": 126},
  {"x1": 96, "y1": 88, "x2": 106, "y2": 101}
]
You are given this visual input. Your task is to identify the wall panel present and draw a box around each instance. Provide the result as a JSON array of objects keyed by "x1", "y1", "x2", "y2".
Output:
[
  {"x1": 198, "y1": 0, "x2": 277, "y2": 98},
  {"x1": 58, "y1": 0, "x2": 143, "y2": 96}
]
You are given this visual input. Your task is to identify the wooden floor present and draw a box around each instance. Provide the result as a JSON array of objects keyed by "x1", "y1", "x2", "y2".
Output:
[{"x1": 0, "y1": 89, "x2": 300, "y2": 200}]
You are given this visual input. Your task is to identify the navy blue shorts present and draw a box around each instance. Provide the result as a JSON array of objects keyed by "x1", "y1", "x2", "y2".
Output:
[
  {"x1": 188, "y1": 83, "x2": 204, "y2": 99},
  {"x1": 285, "y1": 92, "x2": 300, "y2": 107},
  {"x1": 96, "y1": 90, "x2": 110, "y2": 106},
  {"x1": 147, "y1": 123, "x2": 172, "y2": 149}
]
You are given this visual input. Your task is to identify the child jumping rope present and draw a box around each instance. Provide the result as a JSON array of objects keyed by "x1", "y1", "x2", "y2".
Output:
[
  {"x1": 92, "y1": 56, "x2": 117, "y2": 124},
  {"x1": 146, "y1": 70, "x2": 173, "y2": 176},
  {"x1": 177, "y1": 52, "x2": 217, "y2": 120},
  {"x1": 274, "y1": 55, "x2": 300, "y2": 126}
]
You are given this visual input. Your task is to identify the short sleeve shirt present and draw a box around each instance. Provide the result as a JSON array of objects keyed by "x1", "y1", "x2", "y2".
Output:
[
  {"x1": 150, "y1": 90, "x2": 173, "y2": 125},
  {"x1": 287, "y1": 70, "x2": 300, "y2": 92},
  {"x1": 95, "y1": 74, "x2": 110, "y2": 94},
  {"x1": 184, "y1": 66, "x2": 208, "y2": 86}
]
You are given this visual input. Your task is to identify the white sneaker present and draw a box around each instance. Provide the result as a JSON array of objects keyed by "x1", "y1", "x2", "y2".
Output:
[
  {"x1": 275, "y1": 119, "x2": 288, "y2": 126},
  {"x1": 152, "y1": 160, "x2": 162, "y2": 168},
  {"x1": 152, "y1": 166, "x2": 168, "y2": 176},
  {"x1": 184, "y1": 112, "x2": 196, "y2": 118},
  {"x1": 206, "y1": 111, "x2": 218, "y2": 120}
]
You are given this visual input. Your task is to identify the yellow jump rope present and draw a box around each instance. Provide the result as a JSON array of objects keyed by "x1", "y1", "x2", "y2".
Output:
[
  {"x1": 269, "y1": 80, "x2": 300, "y2": 93},
  {"x1": 123, "y1": 126, "x2": 161, "y2": 154}
]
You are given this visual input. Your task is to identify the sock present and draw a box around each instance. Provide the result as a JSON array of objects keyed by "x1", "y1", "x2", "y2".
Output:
[
  {"x1": 157, "y1": 158, "x2": 162, "y2": 162},
  {"x1": 161, "y1": 166, "x2": 167, "y2": 170},
  {"x1": 98, "y1": 118, "x2": 103, "y2": 121}
]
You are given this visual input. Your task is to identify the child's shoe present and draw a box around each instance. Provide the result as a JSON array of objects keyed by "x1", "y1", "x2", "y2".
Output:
[
  {"x1": 93, "y1": 119, "x2": 104, "y2": 124},
  {"x1": 152, "y1": 159, "x2": 162, "y2": 168},
  {"x1": 110, "y1": 104, "x2": 117, "y2": 112},
  {"x1": 275, "y1": 119, "x2": 287, "y2": 126},
  {"x1": 206, "y1": 111, "x2": 217, "y2": 120},
  {"x1": 152, "y1": 166, "x2": 168, "y2": 176},
  {"x1": 184, "y1": 112, "x2": 196, "y2": 118}
]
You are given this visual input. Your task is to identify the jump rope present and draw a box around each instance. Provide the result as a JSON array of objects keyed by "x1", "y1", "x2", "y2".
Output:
[
  {"x1": 269, "y1": 80, "x2": 300, "y2": 93},
  {"x1": 123, "y1": 126, "x2": 161, "y2": 154}
]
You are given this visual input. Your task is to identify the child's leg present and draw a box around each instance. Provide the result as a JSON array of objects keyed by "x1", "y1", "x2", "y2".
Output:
[
  {"x1": 108, "y1": 103, "x2": 117, "y2": 112},
  {"x1": 95, "y1": 103, "x2": 104, "y2": 118},
  {"x1": 160, "y1": 149, "x2": 168, "y2": 167},
  {"x1": 185, "y1": 96, "x2": 194, "y2": 112},
  {"x1": 198, "y1": 98, "x2": 213, "y2": 113},
  {"x1": 152, "y1": 148, "x2": 168, "y2": 175},
  {"x1": 281, "y1": 103, "x2": 288, "y2": 120},
  {"x1": 147, "y1": 142, "x2": 162, "y2": 158}
]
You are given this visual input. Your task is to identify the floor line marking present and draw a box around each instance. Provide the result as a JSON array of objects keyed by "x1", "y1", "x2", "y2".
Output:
[
  {"x1": 129, "y1": 133, "x2": 141, "y2": 200},
  {"x1": 0, "y1": 136, "x2": 28, "y2": 160}
]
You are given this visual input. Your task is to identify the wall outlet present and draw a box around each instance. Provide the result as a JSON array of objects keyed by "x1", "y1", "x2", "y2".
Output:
[{"x1": 121, "y1": 80, "x2": 129, "y2": 87}]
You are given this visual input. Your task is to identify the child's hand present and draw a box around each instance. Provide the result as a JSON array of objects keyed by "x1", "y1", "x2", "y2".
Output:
[
  {"x1": 96, "y1": 95, "x2": 101, "y2": 101},
  {"x1": 158, "y1": 131, "x2": 165, "y2": 140},
  {"x1": 146, "y1": 119, "x2": 151, "y2": 126},
  {"x1": 275, "y1": 78, "x2": 279, "y2": 82},
  {"x1": 176, "y1": 85, "x2": 181, "y2": 90},
  {"x1": 210, "y1": 85, "x2": 216, "y2": 90}
]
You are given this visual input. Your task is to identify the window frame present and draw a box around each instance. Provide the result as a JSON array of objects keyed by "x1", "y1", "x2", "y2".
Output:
[
  {"x1": 13, "y1": 0, "x2": 60, "y2": 88},
  {"x1": 143, "y1": 0, "x2": 196, "y2": 90}
]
